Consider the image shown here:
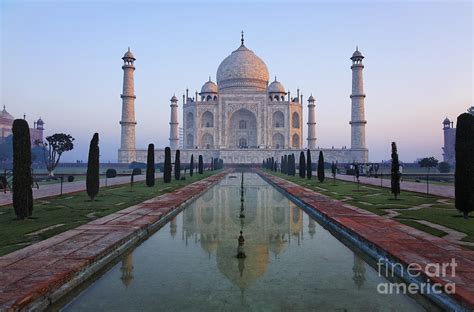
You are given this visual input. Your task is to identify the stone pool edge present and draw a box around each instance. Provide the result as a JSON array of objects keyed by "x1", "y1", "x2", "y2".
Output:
[
  {"x1": 258, "y1": 170, "x2": 474, "y2": 312},
  {"x1": 0, "y1": 170, "x2": 229, "y2": 311}
]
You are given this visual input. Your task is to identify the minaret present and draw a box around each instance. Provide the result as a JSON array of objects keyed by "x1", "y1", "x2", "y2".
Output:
[
  {"x1": 307, "y1": 95, "x2": 316, "y2": 149},
  {"x1": 350, "y1": 47, "x2": 367, "y2": 150},
  {"x1": 119, "y1": 48, "x2": 137, "y2": 162},
  {"x1": 169, "y1": 95, "x2": 179, "y2": 149}
]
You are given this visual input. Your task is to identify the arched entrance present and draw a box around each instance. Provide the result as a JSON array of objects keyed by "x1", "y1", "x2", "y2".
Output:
[{"x1": 229, "y1": 109, "x2": 257, "y2": 148}]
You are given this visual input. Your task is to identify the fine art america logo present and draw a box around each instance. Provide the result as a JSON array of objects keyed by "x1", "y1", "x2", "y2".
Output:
[{"x1": 376, "y1": 257, "x2": 457, "y2": 295}]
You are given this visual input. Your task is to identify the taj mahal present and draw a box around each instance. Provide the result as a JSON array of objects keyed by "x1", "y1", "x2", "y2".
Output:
[{"x1": 118, "y1": 34, "x2": 368, "y2": 164}]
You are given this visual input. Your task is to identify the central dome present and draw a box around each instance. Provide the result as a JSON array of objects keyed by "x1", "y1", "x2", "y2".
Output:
[{"x1": 216, "y1": 44, "x2": 269, "y2": 91}]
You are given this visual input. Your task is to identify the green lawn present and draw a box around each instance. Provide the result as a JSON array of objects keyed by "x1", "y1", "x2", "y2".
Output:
[
  {"x1": 265, "y1": 170, "x2": 473, "y2": 243},
  {"x1": 0, "y1": 171, "x2": 217, "y2": 256}
]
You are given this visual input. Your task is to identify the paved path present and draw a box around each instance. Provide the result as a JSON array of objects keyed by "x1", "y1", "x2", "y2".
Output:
[
  {"x1": 0, "y1": 173, "x2": 163, "y2": 207},
  {"x1": 260, "y1": 171, "x2": 474, "y2": 310},
  {"x1": 0, "y1": 171, "x2": 228, "y2": 311},
  {"x1": 337, "y1": 174, "x2": 454, "y2": 198}
]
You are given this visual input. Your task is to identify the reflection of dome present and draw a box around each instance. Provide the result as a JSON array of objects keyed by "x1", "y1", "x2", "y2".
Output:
[
  {"x1": 269, "y1": 233, "x2": 288, "y2": 256},
  {"x1": 200, "y1": 233, "x2": 219, "y2": 254},
  {"x1": 216, "y1": 43, "x2": 269, "y2": 91},
  {"x1": 201, "y1": 77, "x2": 218, "y2": 94},
  {"x1": 268, "y1": 78, "x2": 286, "y2": 94},
  {"x1": 217, "y1": 243, "x2": 269, "y2": 289}
]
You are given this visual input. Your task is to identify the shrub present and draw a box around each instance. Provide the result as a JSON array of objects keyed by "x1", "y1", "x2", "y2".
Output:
[
  {"x1": 12, "y1": 119, "x2": 33, "y2": 219},
  {"x1": 106, "y1": 168, "x2": 117, "y2": 178},
  {"x1": 455, "y1": 113, "x2": 474, "y2": 219},
  {"x1": 164, "y1": 147, "x2": 172, "y2": 183},
  {"x1": 198, "y1": 155, "x2": 203, "y2": 174},
  {"x1": 299, "y1": 151, "x2": 306, "y2": 178},
  {"x1": 391, "y1": 142, "x2": 401, "y2": 199},
  {"x1": 174, "y1": 150, "x2": 181, "y2": 180},
  {"x1": 306, "y1": 149, "x2": 312, "y2": 179},
  {"x1": 132, "y1": 168, "x2": 142, "y2": 176},
  {"x1": 129, "y1": 161, "x2": 147, "y2": 169},
  {"x1": 438, "y1": 161, "x2": 451, "y2": 173},
  {"x1": 86, "y1": 133, "x2": 100, "y2": 201},
  {"x1": 190, "y1": 154, "x2": 194, "y2": 176},
  {"x1": 67, "y1": 175, "x2": 74, "y2": 182},
  {"x1": 146, "y1": 144, "x2": 155, "y2": 187},
  {"x1": 317, "y1": 151, "x2": 325, "y2": 182}
]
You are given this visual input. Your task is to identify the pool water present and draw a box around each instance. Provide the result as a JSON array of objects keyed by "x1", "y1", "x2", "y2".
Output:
[{"x1": 62, "y1": 173, "x2": 425, "y2": 311}]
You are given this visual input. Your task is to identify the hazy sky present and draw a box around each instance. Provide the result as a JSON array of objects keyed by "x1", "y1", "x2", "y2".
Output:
[{"x1": 1, "y1": 0, "x2": 472, "y2": 163}]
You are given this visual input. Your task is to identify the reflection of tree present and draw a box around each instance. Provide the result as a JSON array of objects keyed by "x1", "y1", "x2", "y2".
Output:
[
  {"x1": 170, "y1": 217, "x2": 177, "y2": 238},
  {"x1": 308, "y1": 218, "x2": 316, "y2": 238},
  {"x1": 120, "y1": 253, "x2": 134, "y2": 288},
  {"x1": 352, "y1": 254, "x2": 366, "y2": 289}
]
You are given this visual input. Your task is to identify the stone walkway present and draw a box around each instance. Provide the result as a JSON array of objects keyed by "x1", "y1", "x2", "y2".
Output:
[
  {"x1": 0, "y1": 171, "x2": 228, "y2": 311},
  {"x1": 260, "y1": 171, "x2": 474, "y2": 310},
  {"x1": 337, "y1": 174, "x2": 455, "y2": 198},
  {"x1": 0, "y1": 173, "x2": 163, "y2": 207}
]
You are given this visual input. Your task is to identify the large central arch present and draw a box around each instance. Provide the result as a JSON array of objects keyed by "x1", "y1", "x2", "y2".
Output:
[{"x1": 229, "y1": 108, "x2": 257, "y2": 148}]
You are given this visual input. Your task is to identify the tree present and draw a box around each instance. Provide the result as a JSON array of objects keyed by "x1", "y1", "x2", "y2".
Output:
[
  {"x1": 438, "y1": 161, "x2": 451, "y2": 173},
  {"x1": 12, "y1": 119, "x2": 33, "y2": 219},
  {"x1": 299, "y1": 151, "x2": 306, "y2": 178},
  {"x1": 146, "y1": 144, "x2": 155, "y2": 187},
  {"x1": 391, "y1": 142, "x2": 401, "y2": 199},
  {"x1": 455, "y1": 113, "x2": 474, "y2": 219},
  {"x1": 198, "y1": 155, "x2": 203, "y2": 174},
  {"x1": 281, "y1": 156, "x2": 284, "y2": 173},
  {"x1": 306, "y1": 149, "x2": 312, "y2": 179},
  {"x1": 164, "y1": 147, "x2": 172, "y2": 183},
  {"x1": 283, "y1": 155, "x2": 288, "y2": 174},
  {"x1": 190, "y1": 154, "x2": 194, "y2": 177},
  {"x1": 86, "y1": 133, "x2": 100, "y2": 201},
  {"x1": 418, "y1": 157, "x2": 439, "y2": 173},
  {"x1": 36, "y1": 133, "x2": 74, "y2": 177},
  {"x1": 317, "y1": 151, "x2": 325, "y2": 182},
  {"x1": 174, "y1": 150, "x2": 181, "y2": 180},
  {"x1": 331, "y1": 161, "x2": 338, "y2": 184}
]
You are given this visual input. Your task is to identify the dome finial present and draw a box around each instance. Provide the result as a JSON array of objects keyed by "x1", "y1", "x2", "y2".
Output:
[
  {"x1": 274, "y1": 76, "x2": 277, "y2": 82},
  {"x1": 209, "y1": 75, "x2": 211, "y2": 82},
  {"x1": 356, "y1": 45, "x2": 358, "y2": 51},
  {"x1": 128, "y1": 47, "x2": 130, "y2": 52},
  {"x1": 241, "y1": 30, "x2": 244, "y2": 45}
]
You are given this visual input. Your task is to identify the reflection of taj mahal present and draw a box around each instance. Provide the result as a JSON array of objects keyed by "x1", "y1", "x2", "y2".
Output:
[
  {"x1": 118, "y1": 34, "x2": 368, "y2": 164},
  {"x1": 181, "y1": 174, "x2": 304, "y2": 289}
]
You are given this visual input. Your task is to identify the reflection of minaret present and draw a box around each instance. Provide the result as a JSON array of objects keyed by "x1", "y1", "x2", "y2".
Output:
[
  {"x1": 170, "y1": 217, "x2": 177, "y2": 238},
  {"x1": 120, "y1": 253, "x2": 134, "y2": 288},
  {"x1": 308, "y1": 218, "x2": 316, "y2": 238},
  {"x1": 352, "y1": 254, "x2": 366, "y2": 289}
]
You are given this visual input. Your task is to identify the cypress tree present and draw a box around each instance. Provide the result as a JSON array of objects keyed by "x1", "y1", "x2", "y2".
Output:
[
  {"x1": 391, "y1": 142, "x2": 401, "y2": 199},
  {"x1": 271, "y1": 157, "x2": 274, "y2": 171},
  {"x1": 146, "y1": 144, "x2": 155, "y2": 187},
  {"x1": 174, "y1": 149, "x2": 181, "y2": 180},
  {"x1": 299, "y1": 151, "x2": 306, "y2": 178},
  {"x1": 164, "y1": 147, "x2": 172, "y2": 183},
  {"x1": 290, "y1": 154, "x2": 296, "y2": 176},
  {"x1": 455, "y1": 113, "x2": 474, "y2": 219},
  {"x1": 317, "y1": 151, "x2": 325, "y2": 182},
  {"x1": 12, "y1": 119, "x2": 33, "y2": 219},
  {"x1": 86, "y1": 133, "x2": 100, "y2": 201},
  {"x1": 281, "y1": 156, "x2": 284, "y2": 173},
  {"x1": 190, "y1": 154, "x2": 194, "y2": 177},
  {"x1": 198, "y1": 155, "x2": 203, "y2": 174},
  {"x1": 283, "y1": 155, "x2": 288, "y2": 174},
  {"x1": 306, "y1": 149, "x2": 312, "y2": 179}
]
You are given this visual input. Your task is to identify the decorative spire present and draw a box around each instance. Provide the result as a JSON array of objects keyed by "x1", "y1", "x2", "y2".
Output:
[
  {"x1": 241, "y1": 30, "x2": 244, "y2": 45},
  {"x1": 128, "y1": 47, "x2": 130, "y2": 52},
  {"x1": 2, "y1": 105, "x2": 5, "y2": 111},
  {"x1": 356, "y1": 45, "x2": 358, "y2": 51},
  {"x1": 274, "y1": 76, "x2": 277, "y2": 82},
  {"x1": 209, "y1": 75, "x2": 212, "y2": 82}
]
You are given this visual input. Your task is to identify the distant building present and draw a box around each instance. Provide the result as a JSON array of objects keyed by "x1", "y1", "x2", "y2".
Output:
[
  {"x1": 442, "y1": 117, "x2": 456, "y2": 165},
  {"x1": 0, "y1": 106, "x2": 44, "y2": 145}
]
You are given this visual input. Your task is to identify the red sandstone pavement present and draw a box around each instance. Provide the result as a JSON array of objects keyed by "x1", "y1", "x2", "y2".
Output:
[
  {"x1": 260, "y1": 171, "x2": 474, "y2": 310},
  {"x1": 0, "y1": 171, "x2": 228, "y2": 311},
  {"x1": 0, "y1": 173, "x2": 163, "y2": 207}
]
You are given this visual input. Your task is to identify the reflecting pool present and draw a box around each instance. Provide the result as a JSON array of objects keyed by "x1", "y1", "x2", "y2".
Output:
[{"x1": 62, "y1": 173, "x2": 425, "y2": 311}]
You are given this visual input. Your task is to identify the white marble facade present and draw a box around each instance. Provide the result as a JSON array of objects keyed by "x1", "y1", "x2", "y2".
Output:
[{"x1": 118, "y1": 36, "x2": 369, "y2": 164}]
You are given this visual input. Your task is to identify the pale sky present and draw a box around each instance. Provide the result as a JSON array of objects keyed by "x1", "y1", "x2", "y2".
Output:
[{"x1": 1, "y1": 0, "x2": 472, "y2": 163}]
